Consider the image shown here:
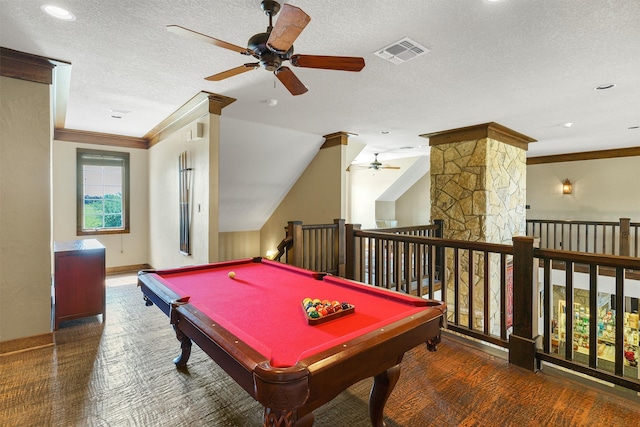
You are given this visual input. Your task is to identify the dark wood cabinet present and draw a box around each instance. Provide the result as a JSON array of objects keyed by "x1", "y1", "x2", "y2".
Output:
[{"x1": 53, "y1": 239, "x2": 106, "y2": 330}]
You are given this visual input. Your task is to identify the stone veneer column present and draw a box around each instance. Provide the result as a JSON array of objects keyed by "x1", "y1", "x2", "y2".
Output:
[{"x1": 421, "y1": 122, "x2": 536, "y2": 334}]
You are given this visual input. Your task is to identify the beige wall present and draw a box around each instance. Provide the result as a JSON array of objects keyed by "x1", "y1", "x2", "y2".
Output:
[
  {"x1": 52, "y1": 141, "x2": 149, "y2": 268},
  {"x1": 527, "y1": 156, "x2": 640, "y2": 221},
  {"x1": 148, "y1": 114, "x2": 220, "y2": 269},
  {"x1": 348, "y1": 156, "x2": 423, "y2": 229},
  {"x1": 260, "y1": 144, "x2": 344, "y2": 257},
  {"x1": 375, "y1": 201, "x2": 395, "y2": 223},
  {"x1": 396, "y1": 172, "x2": 431, "y2": 226},
  {"x1": 0, "y1": 75, "x2": 52, "y2": 341},
  {"x1": 218, "y1": 231, "x2": 261, "y2": 261}
]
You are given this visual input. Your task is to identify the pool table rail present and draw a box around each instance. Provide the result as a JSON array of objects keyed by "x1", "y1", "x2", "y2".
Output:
[{"x1": 138, "y1": 262, "x2": 447, "y2": 427}]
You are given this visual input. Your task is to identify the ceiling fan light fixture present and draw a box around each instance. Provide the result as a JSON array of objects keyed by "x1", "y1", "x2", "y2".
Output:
[{"x1": 40, "y1": 4, "x2": 76, "y2": 21}]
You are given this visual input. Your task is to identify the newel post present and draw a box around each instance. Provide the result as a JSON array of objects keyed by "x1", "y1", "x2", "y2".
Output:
[
  {"x1": 345, "y1": 223, "x2": 361, "y2": 280},
  {"x1": 433, "y1": 219, "x2": 445, "y2": 281},
  {"x1": 287, "y1": 221, "x2": 303, "y2": 268},
  {"x1": 619, "y1": 218, "x2": 630, "y2": 257},
  {"x1": 334, "y1": 219, "x2": 346, "y2": 277},
  {"x1": 509, "y1": 236, "x2": 539, "y2": 371}
]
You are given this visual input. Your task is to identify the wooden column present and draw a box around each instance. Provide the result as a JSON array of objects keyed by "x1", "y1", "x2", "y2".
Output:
[
  {"x1": 509, "y1": 236, "x2": 539, "y2": 371},
  {"x1": 619, "y1": 217, "x2": 630, "y2": 256},
  {"x1": 333, "y1": 219, "x2": 346, "y2": 277},
  {"x1": 287, "y1": 221, "x2": 303, "y2": 268},
  {"x1": 345, "y1": 223, "x2": 361, "y2": 280}
]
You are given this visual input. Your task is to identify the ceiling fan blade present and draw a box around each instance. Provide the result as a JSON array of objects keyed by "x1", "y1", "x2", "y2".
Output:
[
  {"x1": 381, "y1": 166, "x2": 401, "y2": 170},
  {"x1": 167, "y1": 25, "x2": 250, "y2": 55},
  {"x1": 290, "y1": 54, "x2": 365, "y2": 72},
  {"x1": 205, "y1": 63, "x2": 259, "y2": 81},
  {"x1": 275, "y1": 66, "x2": 308, "y2": 96},
  {"x1": 266, "y1": 4, "x2": 311, "y2": 54}
]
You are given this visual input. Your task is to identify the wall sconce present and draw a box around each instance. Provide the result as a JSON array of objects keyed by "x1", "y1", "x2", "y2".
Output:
[{"x1": 562, "y1": 179, "x2": 573, "y2": 195}]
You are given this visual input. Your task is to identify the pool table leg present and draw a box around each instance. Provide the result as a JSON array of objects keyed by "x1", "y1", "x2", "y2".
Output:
[
  {"x1": 369, "y1": 363, "x2": 401, "y2": 427},
  {"x1": 171, "y1": 324, "x2": 192, "y2": 367},
  {"x1": 263, "y1": 408, "x2": 313, "y2": 427}
]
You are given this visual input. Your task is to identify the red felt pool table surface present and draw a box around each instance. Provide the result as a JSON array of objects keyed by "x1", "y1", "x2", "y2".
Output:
[
  {"x1": 139, "y1": 257, "x2": 446, "y2": 426},
  {"x1": 150, "y1": 258, "x2": 429, "y2": 367}
]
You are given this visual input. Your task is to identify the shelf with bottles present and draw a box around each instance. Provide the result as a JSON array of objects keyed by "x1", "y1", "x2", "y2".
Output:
[{"x1": 555, "y1": 300, "x2": 639, "y2": 366}]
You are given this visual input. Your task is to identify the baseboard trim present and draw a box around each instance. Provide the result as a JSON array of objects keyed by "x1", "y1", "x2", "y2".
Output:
[
  {"x1": 106, "y1": 264, "x2": 152, "y2": 275},
  {"x1": 0, "y1": 332, "x2": 54, "y2": 355}
]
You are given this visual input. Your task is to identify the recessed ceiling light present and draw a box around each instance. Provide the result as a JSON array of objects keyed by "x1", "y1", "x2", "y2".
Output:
[
  {"x1": 40, "y1": 4, "x2": 76, "y2": 21},
  {"x1": 562, "y1": 122, "x2": 573, "y2": 128},
  {"x1": 265, "y1": 98, "x2": 278, "y2": 107},
  {"x1": 594, "y1": 83, "x2": 616, "y2": 90}
]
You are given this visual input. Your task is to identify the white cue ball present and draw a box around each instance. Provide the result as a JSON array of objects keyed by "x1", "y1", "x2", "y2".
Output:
[{"x1": 228, "y1": 271, "x2": 236, "y2": 279}]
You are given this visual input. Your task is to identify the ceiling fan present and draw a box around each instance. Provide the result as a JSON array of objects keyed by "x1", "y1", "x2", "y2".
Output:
[
  {"x1": 350, "y1": 153, "x2": 401, "y2": 171},
  {"x1": 167, "y1": 0, "x2": 366, "y2": 96}
]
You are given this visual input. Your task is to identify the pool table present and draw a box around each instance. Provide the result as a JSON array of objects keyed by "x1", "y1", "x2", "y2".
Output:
[{"x1": 138, "y1": 257, "x2": 446, "y2": 427}]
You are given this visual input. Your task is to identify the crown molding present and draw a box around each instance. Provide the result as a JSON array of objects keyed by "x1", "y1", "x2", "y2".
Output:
[
  {"x1": 527, "y1": 146, "x2": 640, "y2": 164},
  {"x1": 421, "y1": 122, "x2": 536, "y2": 151},
  {"x1": 55, "y1": 128, "x2": 148, "y2": 149}
]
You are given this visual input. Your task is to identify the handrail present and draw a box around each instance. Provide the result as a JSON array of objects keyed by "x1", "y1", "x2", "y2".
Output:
[
  {"x1": 280, "y1": 218, "x2": 640, "y2": 392},
  {"x1": 533, "y1": 247, "x2": 640, "y2": 392},
  {"x1": 526, "y1": 217, "x2": 639, "y2": 257},
  {"x1": 346, "y1": 224, "x2": 640, "y2": 392}
]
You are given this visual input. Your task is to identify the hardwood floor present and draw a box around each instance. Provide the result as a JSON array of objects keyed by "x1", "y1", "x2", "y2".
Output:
[{"x1": 1, "y1": 273, "x2": 638, "y2": 427}]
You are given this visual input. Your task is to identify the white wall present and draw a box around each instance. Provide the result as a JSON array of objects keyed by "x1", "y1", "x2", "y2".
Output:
[
  {"x1": 0, "y1": 75, "x2": 52, "y2": 341},
  {"x1": 52, "y1": 141, "x2": 149, "y2": 269},
  {"x1": 527, "y1": 156, "x2": 640, "y2": 221}
]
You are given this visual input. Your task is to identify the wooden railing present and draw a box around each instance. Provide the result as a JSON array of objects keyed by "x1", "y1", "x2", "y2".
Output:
[
  {"x1": 345, "y1": 224, "x2": 514, "y2": 349},
  {"x1": 277, "y1": 218, "x2": 640, "y2": 392},
  {"x1": 343, "y1": 228, "x2": 640, "y2": 392},
  {"x1": 276, "y1": 219, "x2": 346, "y2": 276},
  {"x1": 526, "y1": 218, "x2": 639, "y2": 257},
  {"x1": 534, "y1": 248, "x2": 640, "y2": 392}
]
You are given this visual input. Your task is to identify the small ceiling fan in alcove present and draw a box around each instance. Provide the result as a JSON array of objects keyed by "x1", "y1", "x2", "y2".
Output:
[
  {"x1": 167, "y1": 0, "x2": 366, "y2": 95},
  {"x1": 349, "y1": 153, "x2": 401, "y2": 171}
]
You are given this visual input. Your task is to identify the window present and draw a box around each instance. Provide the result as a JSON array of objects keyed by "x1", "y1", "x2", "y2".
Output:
[{"x1": 77, "y1": 148, "x2": 130, "y2": 235}]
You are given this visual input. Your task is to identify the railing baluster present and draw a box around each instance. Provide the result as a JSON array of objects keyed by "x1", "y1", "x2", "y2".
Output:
[
  {"x1": 614, "y1": 267, "x2": 624, "y2": 376},
  {"x1": 484, "y1": 251, "x2": 490, "y2": 335},
  {"x1": 454, "y1": 248, "x2": 460, "y2": 327},
  {"x1": 565, "y1": 260, "x2": 574, "y2": 361},
  {"x1": 588, "y1": 264, "x2": 597, "y2": 369},
  {"x1": 500, "y1": 253, "x2": 507, "y2": 341},
  {"x1": 468, "y1": 249, "x2": 474, "y2": 330},
  {"x1": 415, "y1": 243, "x2": 423, "y2": 297},
  {"x1": 543, "y1": 258, "x2": 551, "y2": 354}
]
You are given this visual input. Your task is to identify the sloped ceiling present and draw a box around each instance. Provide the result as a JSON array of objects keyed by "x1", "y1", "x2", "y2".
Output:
[{"x1": 1, "y1": 0, "x2": 639, "y2": 231}]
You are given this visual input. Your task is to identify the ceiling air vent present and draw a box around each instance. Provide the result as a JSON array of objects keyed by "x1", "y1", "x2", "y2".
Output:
[{"x1": 374, "y1": 37, "x2": 429, "y2": 64}]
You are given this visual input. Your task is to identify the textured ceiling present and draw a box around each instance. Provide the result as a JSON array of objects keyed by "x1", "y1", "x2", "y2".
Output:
[{"x1": 1, "y1": 0, "x2": 639, "y2": 230}]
